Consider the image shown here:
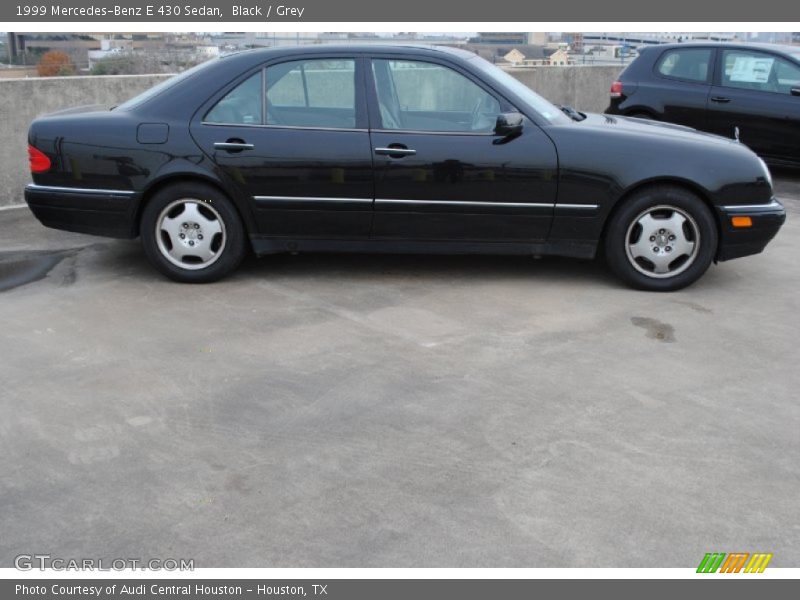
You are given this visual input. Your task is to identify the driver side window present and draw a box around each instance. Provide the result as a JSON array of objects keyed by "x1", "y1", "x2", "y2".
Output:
[{"x1": 371, "y1": 59, "x2": 501, "y2": 133}]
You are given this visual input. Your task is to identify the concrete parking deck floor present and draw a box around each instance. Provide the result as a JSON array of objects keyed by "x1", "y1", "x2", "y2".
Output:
[{"x1": 1, "y1": 175, "x2": 798, "y2": 568}]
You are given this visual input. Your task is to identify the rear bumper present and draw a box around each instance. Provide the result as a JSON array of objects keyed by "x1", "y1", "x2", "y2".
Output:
[
  {"x1": 716, "y1": 198, "x2": 786, "y2": 261},
  {"x1": 24, "y1": 184, "x2": 138, "y2": 239}
]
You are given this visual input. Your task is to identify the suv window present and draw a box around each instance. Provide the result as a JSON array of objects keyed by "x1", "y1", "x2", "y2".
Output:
[
  {"x1": 266, "y1": 59, "x2": 356, "y2": 128},
  {"x1": 205, "y1": 71, "x2": 263, "y2": 125},
  {"x1": 656, "y1": 48, "x2": 712, "y2": 82},
  {"x1": 721, "y1": 49, "x2": 800, "y2": 94},
  {"x1": 371, "y1": 59, "x2": 501, "y2": 132}
]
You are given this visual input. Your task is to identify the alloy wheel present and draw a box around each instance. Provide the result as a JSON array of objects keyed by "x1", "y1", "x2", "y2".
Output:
[
  {"x1": 625, "y1": 204, "x2": 700, "y2": 279},
  {"x1": 155, "y1": 199, "x2": 227, "y2": 270}
]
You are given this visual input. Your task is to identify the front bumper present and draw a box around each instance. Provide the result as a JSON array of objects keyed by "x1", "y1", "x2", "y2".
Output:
[
  {"x1": 24, "y1": 183, "x2": 138, "y2": 239},
  {"x1": 716, "y1": 198, "x2": 786, "y2": 261}
]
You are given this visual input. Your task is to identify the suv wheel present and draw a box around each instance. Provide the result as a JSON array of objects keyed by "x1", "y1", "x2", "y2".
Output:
[
  {"x1": 604, "y1": 186, "x2": 717, "y2": 291},
  {"x1": 141, "y1": 182, "x2": 246, "y2": 283}
]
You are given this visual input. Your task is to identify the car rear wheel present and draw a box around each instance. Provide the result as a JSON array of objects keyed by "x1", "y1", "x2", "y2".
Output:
[
  {"x1": 604, "y1": 186, "x2": 717, "y2": 291},
  {"x1": 141, "y1": 182, "x2": 246, "y2": 283}
]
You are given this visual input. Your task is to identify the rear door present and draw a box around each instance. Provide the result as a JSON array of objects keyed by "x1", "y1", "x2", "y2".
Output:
[
  {"x1": 707, "y1": 48, "x2": 800, "y2": 163},
  {"x1": 650, "y1": 46, "x2": 714, "y2": 130},
  {"x1": 366, "y1": 56, "x2": 558, "y2": 242},
  {"x1": 190, "y1": 55, "x2": 374, "y2": 239}
]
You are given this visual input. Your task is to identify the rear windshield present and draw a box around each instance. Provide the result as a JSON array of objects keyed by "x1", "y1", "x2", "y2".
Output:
[{"x1": 114, "y1": 58, "x2": 217, "y2": 111}]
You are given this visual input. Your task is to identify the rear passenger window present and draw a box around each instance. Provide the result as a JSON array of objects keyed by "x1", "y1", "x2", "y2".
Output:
[
  {"x1": 204, "y1": 71, "x2": 263, "y2": 125},
  {"x1": 266, "y1": 59, "x2": 356, "y2": 129},
  {"x1": 656, "y1": 49, "x2": 712, "y2": 83}
]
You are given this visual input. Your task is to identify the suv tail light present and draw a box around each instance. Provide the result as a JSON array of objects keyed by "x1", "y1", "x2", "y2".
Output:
[
  {"x1": 28, "y1": 145, "x2": 51, "y2": 173},
  {"x1": 610, "y1": 81, "x2": 624, "y2": 98}
]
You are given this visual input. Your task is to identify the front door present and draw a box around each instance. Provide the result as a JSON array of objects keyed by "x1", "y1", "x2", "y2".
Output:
[
  {"x1": 706, "y1": 48, "x2": 800, "y2": 164},
  {"x1": 367, "y1": 57, "x2": 558, "y2": 242},
  {"x1": 190, "y1": 57, "x2": 374, "y2": 238}
]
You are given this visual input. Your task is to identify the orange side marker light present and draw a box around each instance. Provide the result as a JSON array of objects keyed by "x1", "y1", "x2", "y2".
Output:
[{"x1": 731, "y1": 216, "x2": 753, "y2": 228}]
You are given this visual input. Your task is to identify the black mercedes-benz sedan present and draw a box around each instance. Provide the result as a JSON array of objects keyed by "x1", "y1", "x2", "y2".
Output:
[
  {"x1": 605, "y1": 42, "x2": 800, "y2": 167},
  {"x1": 25, "y1": 45, "x2": 785, "y2": 291}
]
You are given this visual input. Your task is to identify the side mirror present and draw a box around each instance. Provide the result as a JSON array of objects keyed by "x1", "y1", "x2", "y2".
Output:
[{"x1": 494, "y1": 112, "x2": 524, "y2": 136}]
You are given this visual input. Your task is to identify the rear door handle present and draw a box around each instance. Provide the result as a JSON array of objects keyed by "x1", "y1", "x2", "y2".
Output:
[
  {"x1": 374, "y1": 147, "x2": 416, "y2": 157},
  {"x1": 710, "y1": 96, "x2": 731, "y2": 103},
  {"x1": 214, "y1": 141, "x2": 254, "y2": 151}
]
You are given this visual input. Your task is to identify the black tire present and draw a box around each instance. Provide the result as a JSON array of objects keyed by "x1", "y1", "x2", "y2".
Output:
[
  {"x1": 140, "y1": 182, "x2": 247, "y2": 283},
  {"x1": 604, "y1": 185, "x2": 718, "y2": 291}
]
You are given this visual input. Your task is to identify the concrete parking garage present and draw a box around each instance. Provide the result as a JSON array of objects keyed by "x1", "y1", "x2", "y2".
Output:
[{"x1": 0, "y1": 174, "x2": 798, "y2": 567}]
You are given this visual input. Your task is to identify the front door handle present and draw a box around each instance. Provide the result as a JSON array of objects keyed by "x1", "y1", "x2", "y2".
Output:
[
  {"x1": 214, "y1": 141, "x2": 254, "y2": 152},
  {"x1": 375, "y1": 146, "x2": 416, "y2": 157},
  {"x1": 710, "y1": 96, "x2": 731, "y2": 103}
]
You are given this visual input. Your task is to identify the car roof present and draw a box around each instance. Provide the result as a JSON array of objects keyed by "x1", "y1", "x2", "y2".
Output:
[
  {"x1": 221, "y1": 43, "x2": 477, "y2": 61},
  {"x1": 206, "y1": 43, "x2": 480, "y2": 78},
  {"x1": 642, "y1": 41, "x2": 800, "y2": 59}
]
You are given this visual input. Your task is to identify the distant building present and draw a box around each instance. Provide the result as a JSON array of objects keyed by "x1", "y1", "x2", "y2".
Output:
[
  {"x1": 503, "y1": 48, "x2": 527, "y2": 65},
  {"x1": 548, "y1": 48, "x2": 571, "y2": 66},
  {"x1": 474, "y1": 32, "x2": 528, "y2": 45},
  {"x1": 500, "y1": 45, "x2": 567, "y2": 67},
  {"x1": 527, "y1": 32, "x2": 548, "y2": 45},
  {"x1": 581, "y1": 32, "x2": 738, "y2": 48},
  {"x1": 562, "y1": 32, "x2": 584, "y2": 53}
]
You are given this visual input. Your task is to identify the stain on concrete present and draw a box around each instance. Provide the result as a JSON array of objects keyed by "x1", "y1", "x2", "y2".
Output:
[
  {"x1": 673, "y1": 300, "x2": 713, "y2": 314},
  {"x1": 127, "y1": 416, "x2": 153, "y2": 428},
  {"x1": 0, "y1": 249, "x2": 77, "y2": 292},
  {"x1": 226, "y1": 472, "x2": 252, "y2": 495},
  {"x1": 68, "y1": 445, "x2": 121, "y2": 465},
  {"x1": 631, "y1": 316, "x2": 675, "y2": 342},
  {"x1": 59, "y1": 254, "x2": 78, "y2": 287}
]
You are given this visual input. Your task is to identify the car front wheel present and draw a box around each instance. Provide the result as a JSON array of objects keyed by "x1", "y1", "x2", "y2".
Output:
[
  {"x1": 604, "y1": 186, "x2": 718, "y2": 291},
  {"x1": 140, "y1": 182, "x2": 246, "y2": 283}
]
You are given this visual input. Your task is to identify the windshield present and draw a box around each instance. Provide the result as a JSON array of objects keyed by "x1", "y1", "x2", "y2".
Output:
[
  {"x1": 468, "y1": 54, "x2": 571, "y2": 125},
  {"x1": 114, "y1": 58, "x2": 217, "y2": 111}
]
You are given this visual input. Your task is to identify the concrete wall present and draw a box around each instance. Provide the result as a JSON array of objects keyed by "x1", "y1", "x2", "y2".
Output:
[
  {"x1": 504, "y1": 66, "x2": 623, "y2": 114},
  {"x1": 0, "y1": 66, "x2": 623, "y2": 208},
  {"x1": 0, "y1": 74, "x2": 171, "y2": 208}
]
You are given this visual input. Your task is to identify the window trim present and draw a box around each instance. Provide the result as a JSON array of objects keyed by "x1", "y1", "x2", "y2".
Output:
[
  {"x1": 197, "y1": 54, "x2": 367, "y2": 132},
  {"x1": 714, "y1": 47, "x2": 800, "y2": 97},
  {"x1": 364, "y1": 55, "x2": 513, "y2": 134},
  {"x1": 652, "y1": 47, "x2": 715, "y2": 85},
  {"x1": 369, "y1": 128, "x2": 497, "y2": 137},
  {"x1": 200, "y1": 122, "x2": 368, "y2": 133}
]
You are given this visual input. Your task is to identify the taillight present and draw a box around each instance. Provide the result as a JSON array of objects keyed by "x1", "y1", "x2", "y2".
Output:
[
  {"x1": 610, "y1": 81, "x2": 624, "y2": 98},
  {"x1": 28, "y1": 145, "x2": 51, "y2": 173}
]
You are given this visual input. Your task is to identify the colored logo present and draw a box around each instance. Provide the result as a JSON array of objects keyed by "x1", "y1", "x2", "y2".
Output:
[{"x1": 697, "y1": 552, "x2": 773, "y2": 573}]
